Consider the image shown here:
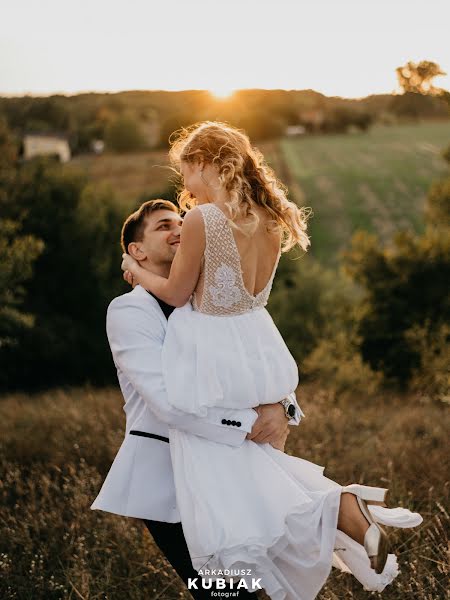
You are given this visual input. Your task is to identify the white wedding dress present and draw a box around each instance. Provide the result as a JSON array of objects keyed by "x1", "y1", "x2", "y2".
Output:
[{"x1": 161, "y1": 203, "x2": 423, "y2": 599}]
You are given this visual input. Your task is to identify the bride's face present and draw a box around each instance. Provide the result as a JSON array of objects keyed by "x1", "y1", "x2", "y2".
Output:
[{"x1": 180, "y1": 159, "x2": 203, "y2": 199}]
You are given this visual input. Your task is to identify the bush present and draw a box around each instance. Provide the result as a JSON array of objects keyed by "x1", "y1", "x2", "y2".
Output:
[
  {"x1": 105, "y1": 116, "x2": 145, "y2": 152},
  {"x1": 405, "y1": 321, "x2": 450, "y2": 404},
  {"x1": 0, "y1": 220, "x2": 44, "y2": 350},
  {"x1": 388, "y1": 92, "x2": 449, "y2": 120},
  {"x1": 425, "y1": 176, "x2": 450, "y2": 226},
  {"x1": 0, "y1": 159, "x2": 127, "y2": 390},
  {"x1": 301, "y1": 329, "x2": 384, "y2": 398},
  {"x1": 342, "y1": 166, "x2": 450, "y2": 388},
  {"x1": 268, "y1": 251, "x2": 384, "y2": 397},
  {"x1": 321, "y1": 107, "x2": 373, "y2": 134},
  {"x1": 269, "y1": 254, "x2": 362, "y2": 376}
]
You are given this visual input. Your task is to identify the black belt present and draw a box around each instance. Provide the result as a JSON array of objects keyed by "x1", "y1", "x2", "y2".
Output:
[{"x1": 129, "y1": 430, "x2": 169, "y2": 443}]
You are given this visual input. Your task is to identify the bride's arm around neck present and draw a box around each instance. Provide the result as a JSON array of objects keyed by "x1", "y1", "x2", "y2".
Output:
[{"x1": 122, "y1": 208, "x2": 205, "y2": 307}]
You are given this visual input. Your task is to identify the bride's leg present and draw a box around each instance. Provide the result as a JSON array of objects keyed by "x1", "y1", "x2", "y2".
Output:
[{"x1": 337, "y1": 492, "x2": 374, "y2": 545}]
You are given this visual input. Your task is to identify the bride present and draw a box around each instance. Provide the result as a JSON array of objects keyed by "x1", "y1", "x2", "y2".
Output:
[{"x1": 121, "y1": 121, "x2": 422, "y2": 599}]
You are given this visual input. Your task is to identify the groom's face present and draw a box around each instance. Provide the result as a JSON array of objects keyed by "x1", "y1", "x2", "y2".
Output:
[{"x1": 140, "y1": 209, "x2": 183, "y2": 265}]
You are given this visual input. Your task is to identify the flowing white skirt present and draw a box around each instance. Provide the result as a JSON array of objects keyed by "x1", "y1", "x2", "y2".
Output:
[
  {"x1": 169, "y1": 428, "x2": 423, "y2": 599},
  {"x1": 161, "y1": 302, "x2": 299, "y2": 416},
  {"x1": 162, "y1": 302, "x2": 423, "y2": 598}
]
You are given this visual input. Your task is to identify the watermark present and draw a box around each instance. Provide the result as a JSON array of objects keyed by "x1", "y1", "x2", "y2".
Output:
[{"x1": 187, "y1": 568, "x2": 262, "y2": 595}]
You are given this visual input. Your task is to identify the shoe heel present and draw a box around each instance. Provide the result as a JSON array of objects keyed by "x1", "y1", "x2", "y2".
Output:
[
  {"x1": 342, "y1": 484, "x2": 389, "y2": 503},
  {"x1": 364, "y1": 521, "x2": 390, "y2": 574},
  {"x1": 354, "y1": 494, "x2": 390, "y2": 574}
]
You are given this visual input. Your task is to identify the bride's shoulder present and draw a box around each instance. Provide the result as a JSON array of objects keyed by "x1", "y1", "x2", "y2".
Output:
[
  {"x1": 182, "y1": 206, "x2": 204, "y2": 227},
  {"x1": 180, "y1": 207, "x2": 206, "y2": 245}
]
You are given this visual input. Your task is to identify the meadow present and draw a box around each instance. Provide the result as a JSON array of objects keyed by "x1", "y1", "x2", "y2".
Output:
[
  {"x1": 1, "y1": 385, "x2": 448, "y2": 599},
  {"x1": 69, "y1": 121, "x2": 450, "y2": 267}
]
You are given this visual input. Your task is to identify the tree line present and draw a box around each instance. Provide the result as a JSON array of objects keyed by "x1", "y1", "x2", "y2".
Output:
[{"x1": 0, "y1": 61, "x2": 448, "y2": 154}]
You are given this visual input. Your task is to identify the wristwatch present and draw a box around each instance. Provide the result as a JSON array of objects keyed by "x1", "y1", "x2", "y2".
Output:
[{"x1": 279, "y1": 397, "x2": 297, "y2": 419}]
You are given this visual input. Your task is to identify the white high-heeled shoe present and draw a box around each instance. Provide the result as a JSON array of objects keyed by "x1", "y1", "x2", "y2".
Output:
[{"x1": 341, "y1": 484, "x2": 390, "y2": 574}]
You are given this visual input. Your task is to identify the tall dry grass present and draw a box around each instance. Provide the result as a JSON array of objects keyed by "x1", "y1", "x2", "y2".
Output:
[{"x1": 1, "y1": 385, "x2": 448, "y2": 599}]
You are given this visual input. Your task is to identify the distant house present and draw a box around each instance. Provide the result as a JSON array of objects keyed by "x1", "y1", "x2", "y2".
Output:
[
  {"x1": 91, "y1": 139, "x2": 105, "y2": 155},
  {"x1": 141, "y1": 117, "x2": 161, "y2": 149},
  {"x1": 286, "y1": 125, "x2": 306, "y2": 136},
  {"x1": 23, "y1": 132, "x2": 71, "y2": 163}
]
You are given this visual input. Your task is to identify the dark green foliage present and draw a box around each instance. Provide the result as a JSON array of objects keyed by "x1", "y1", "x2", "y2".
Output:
[
  {"x1": 321, "y1": 107, "x2": 374, "y2": 133},
  {"x1": 0, "y1": 157, "x2": 127, "y2": 390},
  {"x1": 425, "y1": 177, "x2": 450, "y2": 226},
  {"x1": 0, "y1": 119, "x2": 45, "y2": 356},
  {"x1": 388, "y1": 91, "x2": 448, "y2": 120},
  {"x1": 1, "y1": 88, "x2": 448, "y2": 158},
  {"x1": 342, "y1": 173, "x2": 450, "y2": 386},
  {"x1": 269, "y1": 253, "x2": 359, "y2": 366},
  {"x1": 0, "y1": 220, "x2": 44, "y2": 351},
  {"x1": 105, "y1": 115, "x2": 145, "y2": 152}
]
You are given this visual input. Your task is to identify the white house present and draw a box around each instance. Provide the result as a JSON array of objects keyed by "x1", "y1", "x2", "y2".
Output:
[
  {"x1": 23, "y1": 133, "x2": 71, "y2": 163},
  {"x1": 91, "y1": 139, "x2": 105, "y2": 155},
  {"x1": 286, "y1": 125, "x2": 306, "y2": 136}
]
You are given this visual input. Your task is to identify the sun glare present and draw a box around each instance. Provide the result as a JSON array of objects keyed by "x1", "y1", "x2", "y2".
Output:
[{"x1": 209, "y1": 86, "x2": 236, "y2": 100}]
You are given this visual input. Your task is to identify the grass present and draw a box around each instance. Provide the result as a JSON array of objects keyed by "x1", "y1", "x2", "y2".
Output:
[
  {"x1": 1, "y1": 385, "x2": 448, "y2": 599},
  {"x1": 67, "y1": 121, "x2": 450, "y2": 267},
  {"x1": 276, "y1": 121, "x2": 450, "y2": 266},
  {"x1": 68, "y1": 149, "x2": 175, "y2": 208}
]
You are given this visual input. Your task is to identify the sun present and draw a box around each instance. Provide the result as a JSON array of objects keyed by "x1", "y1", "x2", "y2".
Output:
[{"x1": 209, "y1": 85, "x2": 236, "y2": 100}]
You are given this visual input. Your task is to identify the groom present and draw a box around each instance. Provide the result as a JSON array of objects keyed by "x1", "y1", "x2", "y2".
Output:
[{"x1": 91, "y1": 199, "x2": 304, "y2": 599}]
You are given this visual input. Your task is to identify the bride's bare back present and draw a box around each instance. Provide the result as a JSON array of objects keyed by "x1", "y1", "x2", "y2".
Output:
[
  {"x1": 192, "y1": 203, "x2": 281, "y2": 316},
  {"x1": 231, "y1": 205, "x2": 281, "y2": 295}
]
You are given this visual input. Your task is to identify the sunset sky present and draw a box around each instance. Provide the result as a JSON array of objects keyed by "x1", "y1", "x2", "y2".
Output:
[{"x1": 1, "y1": 0, "x2": 449, "y2": 99}]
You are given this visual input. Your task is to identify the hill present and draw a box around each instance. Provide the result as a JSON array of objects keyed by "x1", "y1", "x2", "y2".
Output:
[{"x1": 68, "y1": 121, "x2": 450, "y2": 266}]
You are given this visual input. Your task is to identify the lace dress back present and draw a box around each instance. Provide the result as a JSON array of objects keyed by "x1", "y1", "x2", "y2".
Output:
[{"x1": 192, "y1": 203, "x2": 281, "y2": 316}]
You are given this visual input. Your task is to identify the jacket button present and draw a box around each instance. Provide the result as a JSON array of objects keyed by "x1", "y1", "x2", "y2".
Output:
[
  {"x1": 236, "y1": 421, "x2": 241, "y2": 427},
  {"x1": 221, "y1": 419, "x2": 227, "y2": 424},
  {"x1": 231, "y1": 420, "x2": 236, "y2": 426},
  {"x1": 226, "y1": 420, "x2": 231, "y2": 425}
]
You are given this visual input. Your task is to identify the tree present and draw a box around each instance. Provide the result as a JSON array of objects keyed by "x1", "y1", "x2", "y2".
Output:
[
  {"x1": 342, "y1": 160, "x2": 450, "y2": 388},
  {"x1": 396, "y1": 60, "x2": 446, "y2": 95},
  {"x1": 0, "y1": 119, "x2": 44, "y2": 366},
  {"x1": 0, "y1": 158, "x2": 126, "y2": 390},
  {"x1": 0, "y1": 220, "x2": 44, "y2": 353},
  {"x1": 389, "y1": 91, "x2": 448, "y2": 120},
  {"x1": 105, "y1": 115, "x2": 145, "y2": 152}
]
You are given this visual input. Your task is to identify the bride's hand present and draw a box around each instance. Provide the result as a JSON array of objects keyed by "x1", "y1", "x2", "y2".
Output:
[
  {"x1": 121, "y1": 253, "x2": 140, "y2": 276},
  {"x1": 123, "y1": 270, "x2": 136, "y2": 288}
]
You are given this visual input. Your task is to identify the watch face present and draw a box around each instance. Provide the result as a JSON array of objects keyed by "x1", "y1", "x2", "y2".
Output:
[{"x1": 287, "y1": 404, "x2": 296, "y2": 417}]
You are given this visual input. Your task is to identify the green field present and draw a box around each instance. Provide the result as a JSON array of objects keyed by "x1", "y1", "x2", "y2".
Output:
[
  {"x1": 270, "y1": 121, "x2": 450, "y2": 265},
  {"x1": 70, "y1": 121, "x2": 450, "y2": 267}
]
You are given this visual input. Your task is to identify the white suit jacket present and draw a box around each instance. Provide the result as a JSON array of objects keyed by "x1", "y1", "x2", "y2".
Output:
[{"x1": 91, "y1": 285, "x2": 304, "y2": 522}]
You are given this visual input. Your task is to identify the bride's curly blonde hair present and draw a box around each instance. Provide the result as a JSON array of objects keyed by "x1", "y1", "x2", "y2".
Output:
[{"x1": 168, "y1": 121, "x2": 312, "y2": 253}]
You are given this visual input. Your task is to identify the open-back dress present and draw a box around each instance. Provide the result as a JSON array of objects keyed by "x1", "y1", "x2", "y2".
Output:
[{"x1": 160, "y1": 203, "x2": 423, "y2": 599}]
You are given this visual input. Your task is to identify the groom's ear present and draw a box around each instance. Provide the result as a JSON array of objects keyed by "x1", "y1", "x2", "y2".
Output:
[{"x1": 127, "y1": 242, "x2": 147, "y2": 261}]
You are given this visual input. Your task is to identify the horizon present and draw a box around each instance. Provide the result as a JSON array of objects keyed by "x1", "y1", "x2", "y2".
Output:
[{"x1": 0, "y1": 86, "x2": 411, "y2": 101}]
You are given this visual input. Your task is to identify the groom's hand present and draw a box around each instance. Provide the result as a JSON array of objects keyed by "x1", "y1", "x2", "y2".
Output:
[{"x1": 246, "y1": 403, "x2": 289, "y2": 450}]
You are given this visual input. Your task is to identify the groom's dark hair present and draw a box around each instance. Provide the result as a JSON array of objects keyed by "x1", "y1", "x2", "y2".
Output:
[{"x1": 121, "y1": 199, "x2": 179, "y2": 253}]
